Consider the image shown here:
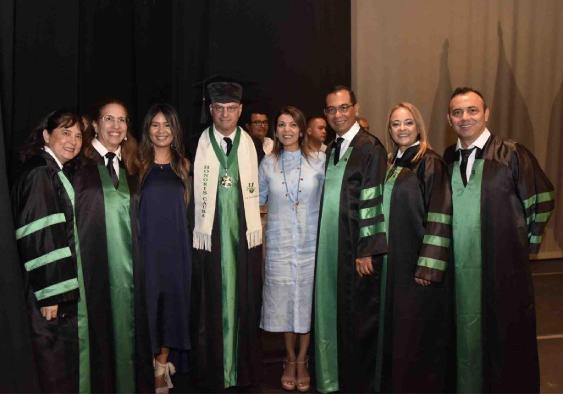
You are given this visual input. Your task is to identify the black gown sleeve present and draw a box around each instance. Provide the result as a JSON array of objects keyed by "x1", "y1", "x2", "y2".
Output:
[
  {"x1": 414, "y1": 153, "x2": 453, "y2": 282},
  {"x1": 512, "y1": 144, "x2": 555, "y2": 254},
  {"x1": 12, "y1": 165, "x2": 78, "y2": 307}
]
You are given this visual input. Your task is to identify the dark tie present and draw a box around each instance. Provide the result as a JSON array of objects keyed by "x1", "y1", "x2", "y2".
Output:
[
  {"x1": 105, "y1": 152, "x2": 119, "y2": 188},
  {"x1": 334, "y1": 137, "x2": 345, "y2": 165},
  {"x1": 224, "y1": 137, "x2": 233, "y2": 156},
  {"x1": 459, "y1": 147, "x2": 476, "y2": 187}
]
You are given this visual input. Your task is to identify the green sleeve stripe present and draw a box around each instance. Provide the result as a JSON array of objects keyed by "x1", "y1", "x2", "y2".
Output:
[
  {"x1": 523, "y1": 191, "x2": 555, "y2": 210},
  {"x1": 527, "y1": 211, "x2": 553, "y2": 225},
  {"x1": 34, "y1": 278, "x2": 78, "y2": 301},
  {"x1": 359, "y1": 205, "x2": 382, "y2": 220},
  {"x1": 15, "y1": 213, "x2": 66, "y2": 240},
  {"x1": 24, "y1": 247, "x2": 72, "y2": 272},
  {"x1": 359, "y1": 221, "x2": 385, "y2": 238},
  {"x1": 529, "y1": 235, "x2": 543, "y2": 244},
  {"x1": 360, "y1": 185, "x2": 383, "y2": 201},
  {"x1": 423, "y1": 234, "x2": 450, "y2": 248},
  {"x1": 427, "y1": 212, "x2": 452, "y2": 225},
  {"x1": 417, "y1": 256, "x2": 447, "y2": 271}
]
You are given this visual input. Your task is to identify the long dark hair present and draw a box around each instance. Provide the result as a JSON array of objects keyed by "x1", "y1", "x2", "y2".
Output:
[
  {"x1": 271, "y1": 105, "x2": 312, "y2": 159},
  {"x1": 19, "y1": 109, "x2": 84, "y2": 162},
  {"x1": 82, "y1": 98, "x2": 140, "y2": 175},
  {"x1": 139, "y1": 103, "x2": 191, "y2": 203}
]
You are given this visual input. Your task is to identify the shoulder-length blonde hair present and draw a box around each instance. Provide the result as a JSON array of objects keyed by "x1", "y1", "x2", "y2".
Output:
[
  {"x1": 385, "y1": 102, "x2": 430, "y2": 164},
  {"x1": 83, "y1": 98, "x2": 140, "y2": 175},
  {"x1": 271, "y1": 105, "x2": 313, "y2": 159}
]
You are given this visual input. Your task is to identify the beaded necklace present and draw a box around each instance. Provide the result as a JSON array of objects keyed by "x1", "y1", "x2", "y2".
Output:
[{"x1": 281, "y1": 150, "x2": 303, "y2": 208}]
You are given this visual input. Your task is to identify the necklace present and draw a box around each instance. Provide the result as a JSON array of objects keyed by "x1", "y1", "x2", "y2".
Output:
[
  {"x1": 281, "y1": 150, "x2": 302, "y2": 208},
  {"x1": 210, "y1": 125, "x2": 239, "y2": 189}
]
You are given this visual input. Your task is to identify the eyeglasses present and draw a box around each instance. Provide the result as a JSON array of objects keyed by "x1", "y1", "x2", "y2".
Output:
[
  {"x1": 324, "y1": 103, "x2": 354, "y2": 115},
  {"x1": 250, "y1": 121, "x2": 268, "y2": 126},
  {"x1": 211, "y1": 104, "x2": 240, "y2": 114},
  {"x1": 100, "y1": 114, "x2": 128, "y2": 124}
]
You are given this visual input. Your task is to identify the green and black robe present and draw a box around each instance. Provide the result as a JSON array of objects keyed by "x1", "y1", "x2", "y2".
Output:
[
  {"x1": 375, "y1": 145, "x2": 453, "y2": 393},
  {"x1": 11, "y1": 152, "x2": 87, "y2": 392},
  {"x1": 190, "y1": 129, "x2": 263, "y2": 391},
  {"x1": 314, "y1": 129, "x2": 387, "y2": 393},
  {"x1": 73, "y1": 151, "x2": 153, "y2": 393},
  {"x1": 444, "y1": 133, "x2": 554, "y2": 393}
]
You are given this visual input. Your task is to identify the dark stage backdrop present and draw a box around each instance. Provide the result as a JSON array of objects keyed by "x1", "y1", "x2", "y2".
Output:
[
  {"x1": 0, "y1": 1, "x2": 350, "y2": 391},
  {"x1": 1, "y1": 0, "x2": 350, "y2": 172}
]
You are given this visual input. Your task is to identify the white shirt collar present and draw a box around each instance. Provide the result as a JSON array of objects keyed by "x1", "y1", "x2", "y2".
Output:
[
  {"x1": 456, "y1": 128, "x2": 491, "y2": 151},
  {"x1": 43, "y1": 146, "x2": 64, "y2": 169},
  {"x1": 338, "y1": 121, "x2": 361, "y2": 142},
  {"x1": 396, "y1": 140, "x2": 420, "y2": 159},
  {"x1": 92, "y1": 138, "x2": 122, "y2": 160},
  {"x1": 213, "y1": 125, "x2": 237, "y2": 142}
]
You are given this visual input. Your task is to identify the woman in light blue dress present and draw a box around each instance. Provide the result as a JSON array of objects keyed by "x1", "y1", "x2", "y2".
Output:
[{"x1": 259, "y1": 106, "x2": 325, "y2": 392}]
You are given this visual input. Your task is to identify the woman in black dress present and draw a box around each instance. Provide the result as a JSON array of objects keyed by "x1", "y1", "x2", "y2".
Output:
[
  {"x1": 11, "y1": 109, "x2": 84, "y2": 392},
  {"x1": 138, "y1": 103, "x2": 192, "y2": 393}
]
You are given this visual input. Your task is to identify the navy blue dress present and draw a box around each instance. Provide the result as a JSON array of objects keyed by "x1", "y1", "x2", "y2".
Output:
[{"x1": 140, "y1": 164, "x2": 191, "y2": 363}]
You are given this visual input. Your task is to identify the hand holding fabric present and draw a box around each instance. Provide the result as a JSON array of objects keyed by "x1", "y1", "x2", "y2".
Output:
[{"x1": 355, "y1": 256, "x2": 373, "y2": 277}]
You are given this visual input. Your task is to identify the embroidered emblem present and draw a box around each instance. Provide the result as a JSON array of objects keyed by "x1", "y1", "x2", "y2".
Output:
[{"x1": 247, "y1": 182, "x2": 255, "y2": 194}]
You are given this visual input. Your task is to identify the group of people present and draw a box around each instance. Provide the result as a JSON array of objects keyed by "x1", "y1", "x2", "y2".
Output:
[{"x1": 11, "y1": 80, "x2": 554, "y2": 394}]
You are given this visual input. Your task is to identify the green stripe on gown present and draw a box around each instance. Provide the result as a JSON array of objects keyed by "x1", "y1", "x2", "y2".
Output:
[
  {"x1": 314, "y1": 147, "x2": 353, "y2": 393},
  {"x1": 58, "y1": 172, "x2": 91, "y2": 393},
  {"x1": 210, "y1": 127, "x2": 242, "y2": 388},
  {"x1": 452, "y1": 158, "x2": 484, "y2": 393},
  {"x1": 374, "y1": 166, "x2": 402, "y2": 391},
  {"x1": 98, "y1": 165, "x2": 135, "y2": 393}
]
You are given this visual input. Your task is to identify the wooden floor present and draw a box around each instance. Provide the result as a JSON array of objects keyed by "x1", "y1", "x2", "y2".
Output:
[{"x1": 174, "y1": 259, "x2": 563, "y2": 393}]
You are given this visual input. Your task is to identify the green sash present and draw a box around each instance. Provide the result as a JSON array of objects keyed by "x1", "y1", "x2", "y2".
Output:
[
  {"x1": 452, "y1": 158, "x2": 484, "y2": 393},
  {"x1": 314, "y1": 147, "x2": 353, "y2": 393},
  {"x1": 374, "y1": 166, "x2": 402, "y2": 391},
  {"x1": 98, "y1": 165, "x2": 135, "y2": 393},
  {"x1": 210, "y1": 128, "x2": 241, "y2": 388},
  {"x1": 58, "y1": 172, "x2": 91, "y2": 393}
]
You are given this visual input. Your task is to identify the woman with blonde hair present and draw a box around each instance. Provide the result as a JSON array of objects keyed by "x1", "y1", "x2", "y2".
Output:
[
  {"x1": 259, "y1": 106, "x2": 325, "y2": 392},
  {"x1": 138, "y1": 103, "x2": 191, "y2": 393},
  {"x1": 375, "y1": 102, "x2": 453, "y2": 392},
  {"x1": 73, "y1": 99, "x2": 153, "y2": 393}
]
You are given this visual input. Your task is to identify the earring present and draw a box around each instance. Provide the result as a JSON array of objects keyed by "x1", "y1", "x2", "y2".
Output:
[{"x1": 124, "y1": 136, "x2": 128, "y2": 141}]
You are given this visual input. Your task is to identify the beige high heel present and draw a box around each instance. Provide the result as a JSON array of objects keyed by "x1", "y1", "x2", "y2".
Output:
[
  {"x1": 281, "y1": 359, "x2": 297, "y2": 391},
  {"x1": 296, "y1": 358, "x2": 310, "y2": 392},
  {"x1": 154, "y1": 359, "x2": 176, "y2": 394}
]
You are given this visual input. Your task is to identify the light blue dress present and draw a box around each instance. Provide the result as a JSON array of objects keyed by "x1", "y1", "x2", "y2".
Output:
[{"x1": 259, "y1": 149, "x2": 325, "y2": 333}]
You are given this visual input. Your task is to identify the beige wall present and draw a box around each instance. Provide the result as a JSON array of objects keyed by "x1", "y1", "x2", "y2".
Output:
[{"x1": 352, "y1": 0, "x2": 563, "y2": 259}]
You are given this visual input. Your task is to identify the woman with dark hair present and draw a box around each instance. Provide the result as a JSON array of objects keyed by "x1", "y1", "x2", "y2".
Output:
[
  {"x1": 11, "y1": 109, "x2": 86, "y2": 392},
  {"x1": 259, "y1": 106, "x2": 325, "y2": 392},
  {"x1": 138, "y1": 103, "x2": 191, "y2": 393},
  {"x1": 72, "y1": 99, "x2": 153, "y2": 393},
  {"x1": 374, "y1": 102, "x2": 453, "y2": 392}
]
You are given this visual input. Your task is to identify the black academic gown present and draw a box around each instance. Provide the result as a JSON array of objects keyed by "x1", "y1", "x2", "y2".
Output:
[
  {"x1": 313, "y1": 129, "x2": 388, "y2": 393},
  {"x1": 189, "y1": 150, "x2": 263, "y2": 391},
  {"x1": 11, "y1": 152, "x2": 80, "y2": 392},
  {"x1": 73, "y1": 150, "x2": 153, "y2": 393},
  {"x1": 379, "y1": 146, "x2": 454, "y2": 393},
  {"x1": 444, "y1": 134, "x2": 554, "y2": 393}
]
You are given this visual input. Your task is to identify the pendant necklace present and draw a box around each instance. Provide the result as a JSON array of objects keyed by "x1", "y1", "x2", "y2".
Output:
[
  {"x1": 281, "y1": 150, "x2": 302, "y2": 208},
  {"x1": 216, "y1": 129, "x2": 233, "y2": 189}
]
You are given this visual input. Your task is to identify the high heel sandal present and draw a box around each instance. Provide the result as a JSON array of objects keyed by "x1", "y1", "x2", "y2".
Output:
[
  {"x1": 281, "y1": 359, "x2": 297, "y2": 391},
  {"x1": 296, "y1": 358, "x2": 310, "y2": 392},
  {"x1": 154, "y1": 359, "x2": 176, "y2": 394}
]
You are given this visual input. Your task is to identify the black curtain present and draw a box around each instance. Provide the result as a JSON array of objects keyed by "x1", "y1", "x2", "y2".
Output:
[{"x1": 0, "y1": 1, "x2": 350, "y2": 391}]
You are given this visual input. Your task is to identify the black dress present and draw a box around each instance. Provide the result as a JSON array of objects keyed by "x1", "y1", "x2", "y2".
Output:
[{"x1": 140, "y1": 164, "x2": 191, "y2": 364}]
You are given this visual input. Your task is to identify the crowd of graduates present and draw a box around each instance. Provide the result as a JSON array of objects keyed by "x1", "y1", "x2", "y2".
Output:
[{"x1": 10, "y1": 81, "x2": 554, "y2": 394}]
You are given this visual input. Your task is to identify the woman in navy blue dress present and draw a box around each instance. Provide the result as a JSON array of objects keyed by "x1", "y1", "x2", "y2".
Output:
[{"x1": 139, "y1": 103, "x2": 191, "y2": 393}]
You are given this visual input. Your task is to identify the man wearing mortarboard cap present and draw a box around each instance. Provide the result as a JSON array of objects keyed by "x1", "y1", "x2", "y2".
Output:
[{"x1": 191, "y1": 81, "x2": 263, "y2": 390}]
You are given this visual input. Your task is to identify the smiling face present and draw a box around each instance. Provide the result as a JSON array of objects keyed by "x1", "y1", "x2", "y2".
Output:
[
  {"x1": 149, "y1": 112, "x2": 173, "y2": 150},
  {"x1": 94, "y1": 102, "x2": 128, "y2": 151},
  {"x1": 43, "y1": 123, "x2": 82, "y2": 164},
  {"x1": 325, "y1": 89, "x2": 358, "y2": 136},
  {"x1": 447, "y1": 92, "x2": 489, "y2": 147},
  {"x1": 210, "y1": 102, "x2": 242, "y2": 135},
  {"x1": 276, "y1": 113, "x2": 300, "y2": 151},
  {"x1": 389, "y1": 107, "x2": 418, "y2": 151}
]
